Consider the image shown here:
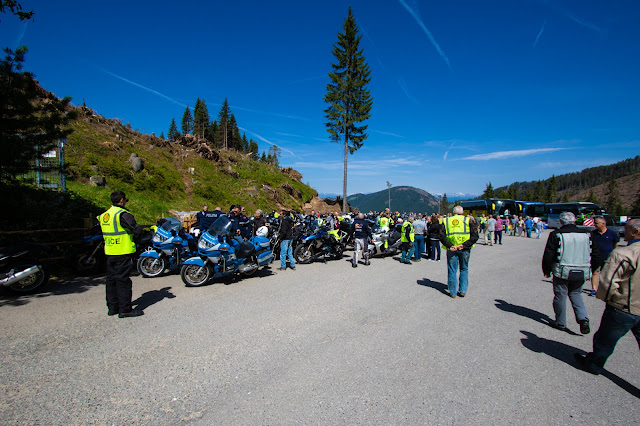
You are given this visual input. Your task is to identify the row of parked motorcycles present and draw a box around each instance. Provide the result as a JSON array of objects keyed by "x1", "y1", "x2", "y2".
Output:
[{"x1": 0, "y1": 213, "x2": 406, "y2": 294}]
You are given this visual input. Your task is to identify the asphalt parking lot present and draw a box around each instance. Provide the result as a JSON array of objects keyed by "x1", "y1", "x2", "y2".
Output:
[{"x1": 1, "y1": 232, "x2": 638, "y2": 424}]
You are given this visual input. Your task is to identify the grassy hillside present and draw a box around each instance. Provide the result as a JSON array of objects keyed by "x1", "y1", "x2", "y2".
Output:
[
  {"x1": 348, "y1": 186, "x2": 439, "y2": 214},
  {"x1": 63, "y1": 107, "x2": 316, "y2": 224}
]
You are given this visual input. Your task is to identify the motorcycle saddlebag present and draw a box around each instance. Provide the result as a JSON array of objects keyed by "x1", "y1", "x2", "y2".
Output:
[
  {"x1": 236, "y1": 241, "x2": 256, "y2": 259},
  {"x1": 256, "y1": 249, "x2": 273, "y2": 266}
]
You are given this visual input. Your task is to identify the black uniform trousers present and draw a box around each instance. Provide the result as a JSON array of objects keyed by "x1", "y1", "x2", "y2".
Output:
[{"x1": 106, "y1": 254, "x2": 134, "y2": 313}]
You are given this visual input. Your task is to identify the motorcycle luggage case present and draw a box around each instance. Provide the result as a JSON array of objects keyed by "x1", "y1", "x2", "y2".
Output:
[
  {"x1": 236, "y1": 242, "x2": 256, "y2": 259},
  {"x1": 257, "y1": 250, "x2": 273, "y2": 266}
]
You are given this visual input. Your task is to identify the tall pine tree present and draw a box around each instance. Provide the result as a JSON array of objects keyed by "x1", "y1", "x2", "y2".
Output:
[
  {"x1": 181, "y1": 105, "x2": 193, "y2": 135},
  {"x1": 440, "y1": 193, "x2": 449, "y2": 214},
  {"x1": 324, "y1": 7, "x2": 373, "y2": 212},
  {"x1": 545, "y1": 175, "x2": 557, "y2": 203},
  {"x1": 167, "y1": 118, "x2": 179, "y2": 142},
  {"x1": 482, "y1": 182, "x2": 495, "y2": 198},
  {"x1": 193, "y1": 98, "x2": 209, "y2": 139},
  {"x1": 217, "y1": 99, "x2": 231, "y2": 150}
]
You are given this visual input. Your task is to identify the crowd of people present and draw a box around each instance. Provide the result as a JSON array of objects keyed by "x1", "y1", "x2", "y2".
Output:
[{"x1": 98, "y1": 190, "x2": 639, "y2": 381}]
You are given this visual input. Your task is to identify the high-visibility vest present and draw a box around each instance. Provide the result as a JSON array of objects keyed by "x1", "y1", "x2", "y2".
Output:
[
  {"x1": 380, "y1": 217, "x2": 390, "y2": 228},
  {"x1": 442, "y1": 215, "x2": 471, "y2": 249},
  {"x1": 401, "y1": 221, "x2": 415, "y2": 243},
  {"x1": 98, "y1": 206, "x2": 136, "y2": 256}
]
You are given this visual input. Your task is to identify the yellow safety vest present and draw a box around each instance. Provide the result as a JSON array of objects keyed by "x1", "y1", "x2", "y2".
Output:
[
  {"x1": 401, "y1": 221, "x2": 415, "y2": 243},
  {"x1": 98, "y1": 206, "x2": 136, "y2": 256},
  {"x1": 380, "y1": 217, "x2": 390, "y2": 228},
  {"x1": 442, "y1": 215, "x2": 471, "y2": 249}
]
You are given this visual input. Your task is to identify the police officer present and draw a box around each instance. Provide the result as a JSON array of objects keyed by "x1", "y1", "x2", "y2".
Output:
[
  {"x1": 98, "y1": 190, "x2": 144, "y2": 318},
  {"x1": 439, "y1": 206, "x2": 479, "y2": 298},
  {"x1": 238, "y1": 205, "x2": 252, "y2": 240},
  {"x1": 400, "y1": 215, "x2": 415, "y2": 264},
  {"x1": 352, "y1": 212, "x2": 372, "y2": 267},
  {"x1": 197, "y1": 205, "x2": 221, "y2": 234},
  {"x1": 227, "y1": 205, "x2": 242, "y2": 242}
]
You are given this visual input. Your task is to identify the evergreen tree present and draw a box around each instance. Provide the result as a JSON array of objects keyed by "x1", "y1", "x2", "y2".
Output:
[
  {"x1": 217, "y1": 98, "x2": 231, "y2": 150},
  {"x1": 586, "y1": 188, "x2": 598, "y2": 204},
  {"x1": 193, "y1": 98, "x2": 209, "y2": 139},
  {"x1": 562, "y1": 192, "x2": 569, "y2": 202},
  {"x1": 533, "y1": 181, "x2": 545, "y2": 201},
  {"x1": 525, "y1": 190, "x2": 533, "y2": 201},
  {"x1": 497, "y1": 190, "x2": 509, "y2": 199},
  {"x1": 0, "y1": 46, "x2": 76, "y2": 181},
  {"x1": 228, "y1": 114, "x2": 241, "y2": 150},
  {"x1": 268, "y1": 145, "x2": 281, "y2": 168},
  {"x1": 181, "y1": 105, "x2": 193, "y2": 135},
  {"x1": 241, "y1": 133, "x2": 249, "y2": 153},
  {"x1": 482, "y1": 182, "x2": 495, "y2": 198},
  {"x1": 167, "y1": 118, "x2": 179, "y2": 142},
  {"x1": 249, "y1": 140, "x2": 259, "y2": 160},
  {"x1": 605, "y1": 179, "x2": 623, "y2": 217},
  {"x1": 507, "y1": 183, "x2": 519, "y2": 200},
  {"x1": 440, "y1": 193, "x2": 449, "y2": 214},
  {"x1": 324, "y1": 7, "x2": 373, "y2": 212},
  {"x1": 207, "y1": 120, "x2": 218, "y2": 146},
  {"x1": 159, "y1": 131, "x2": 165, "y2": 140},
  {"x1": 260, "y1": 151, "x2": 267, "y2": 162},
  {"x1": 545, "y1": 175, "x2": 557, "y2": 203}
]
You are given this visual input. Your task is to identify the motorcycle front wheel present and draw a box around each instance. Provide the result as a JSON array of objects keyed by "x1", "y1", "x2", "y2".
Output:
[
  {"x1": 7, "y1": 263, "x2": 50, "y2": 294},
  {"x1": 294, "y1": 244, "x2": 313, "y2": 264},
  {"x1": 181, "y1": 264, "x2": 212, "y2": 286},
  {"x1": 137, "y1": 256, "x2": 167, "y2": 278}
]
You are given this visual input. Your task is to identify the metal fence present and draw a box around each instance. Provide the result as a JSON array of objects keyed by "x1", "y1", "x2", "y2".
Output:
[{"x1": 15, "y1": 138, "x2": 67, "y2": 191}]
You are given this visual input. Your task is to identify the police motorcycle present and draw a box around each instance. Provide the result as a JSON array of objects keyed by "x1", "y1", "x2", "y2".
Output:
[
  {"x1": 137, "y1": 218, "x2": 197, "y2": 278},
  {"x1": 180, "y1": 216, "x2": 273, "y2": 286},
  {"x1": 0, "y1": 242, "x2": 49, "y2": 294},
  {"x1": 367, "y1": 222, "x2": 403, "y2": 257},
  {"x1": 293, "y1": 225, "x2": 345, "y2": 264}
]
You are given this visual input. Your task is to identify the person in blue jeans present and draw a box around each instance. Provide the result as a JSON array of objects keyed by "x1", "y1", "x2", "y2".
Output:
[
  {"x1": 575, "y1": 220, "x2": 640, "y2": 375},
  {"x1": 525, "y1": 216, "x2": 534, "y2": 238},
  {"x1": 412, "y1": 215, "x2": 426, "y2": 261},
  {"x1": 438, "y1": 206, "x2": 479, "y2": 298},
  {"x1": 277, "y1": 209, "x2": 296, "y2": 271}
]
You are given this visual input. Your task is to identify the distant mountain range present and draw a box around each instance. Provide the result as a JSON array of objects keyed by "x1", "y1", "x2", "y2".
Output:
[
  {"x1": 347, "y1": 186, "x2": 440, "y2": 213},
  {"x1": 433, "y1": 192, "x2": 478, "y2": 202}
]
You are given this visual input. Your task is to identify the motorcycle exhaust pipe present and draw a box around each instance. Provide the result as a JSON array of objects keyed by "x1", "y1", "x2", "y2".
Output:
[
  {"x1": 1, "y1": 265, "x2": 41, "y2": 287},
  {"x1": 238, "y1": 263, "x2": 258, "y2": 274}
]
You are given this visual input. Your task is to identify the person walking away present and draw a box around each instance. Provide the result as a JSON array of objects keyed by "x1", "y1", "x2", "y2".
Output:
[
  {"x1": 535, "y1": 218, "x2": 543, "y2": 239},
  {"x1": 400, "y1": 215, "x2": 415, "y2": 264},
  {"x1": 525, "y1": 216, "x2": 534, "y2": 238},
  {"x1": 439, "y1": 206, "x2": 479, "y2": 298},
  {"x1": 98, "y1": 190, "x2": 144, "y2": 318},
  {"x1": 352, "y1": 212, "x2": 372, "y2": 267},
  {"x1": 588, "y1": 216, "x2": 619, "y2": 296},
  {"x1": 510, "y1": 215, "x2": 518, "y2": 236},
  {"x1": 412, "y1": 214, "x2": 426, "y2": 261},
  {"x1": 495, "y1": 216, "x2": 504, "y2": 245},
  {"x1": 428, "y1": 214, "x2": 442, "y2": 261},
  {"x1": 574, "y1": 219, "x2": 640, "y2": 375},
  {"x1": 542, "y1": 212, "x2": 602, "y2": 333},
  {"x1": 278, "y1": 209, "x2": 296, "y2": 271},
  {"x1": 485, "y1": 214, "x2": 496, "y2": 246}
]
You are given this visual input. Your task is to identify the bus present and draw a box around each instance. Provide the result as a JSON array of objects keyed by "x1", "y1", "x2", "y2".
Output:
[
  {"x1": 545, "y1": 202, "x2": 606, "y2": 228},
  {"x1": 515, "y1": 201, "x2": 546, "y2": 219},
  {"x1": 460, "y1": 198, "x2": 517, "y2": 218}
]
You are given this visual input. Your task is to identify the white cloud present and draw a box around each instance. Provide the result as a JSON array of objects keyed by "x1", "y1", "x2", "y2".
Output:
[{"x1": 461, "y1": 148, "x2": 569, "y2": 160}]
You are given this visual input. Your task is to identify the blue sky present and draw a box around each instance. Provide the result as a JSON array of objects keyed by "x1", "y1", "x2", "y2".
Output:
[{"x1": 2, "y1": 0, "x2": 639, "y2": 196}]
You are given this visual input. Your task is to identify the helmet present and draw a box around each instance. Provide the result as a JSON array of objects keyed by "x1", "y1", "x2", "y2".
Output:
[
  {"x1": 397, "y1": 218, "x2": 403, "y2": 224},
  {"x1": 256, "y1": 226, "x2": 269, "y2": 237}
]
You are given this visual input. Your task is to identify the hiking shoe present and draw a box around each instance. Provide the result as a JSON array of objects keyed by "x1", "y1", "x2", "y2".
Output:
[
  {"x1": 579, "y1": 319, "x2": 590, "y2": 335},
  {"x1": 457, "y1": 292, "x2": 466, "y2": 297},
  {"x1": 550, "y1": 321, "x2": 567, "y2": 332}
]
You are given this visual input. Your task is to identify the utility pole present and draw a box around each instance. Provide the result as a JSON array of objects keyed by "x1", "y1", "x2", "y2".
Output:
[{"x1": 387, "y1": 181, "x2": 392, "y2": 211}]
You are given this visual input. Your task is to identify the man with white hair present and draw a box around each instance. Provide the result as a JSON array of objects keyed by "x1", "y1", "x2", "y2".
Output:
[
  {"x1": 575, "y1": 219, "x2": 640, "y2": 375},
  {"x1": 439, "y1": 205, "x2": 479, "y2": 298},
  {"x1": 542, "y1": 211, "x2": 602, "y2": 334}
]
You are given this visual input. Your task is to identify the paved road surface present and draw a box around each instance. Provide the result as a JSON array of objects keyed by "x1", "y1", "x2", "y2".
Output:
[{"x1": 1, "y1": 232, "x2": 639, "y2": 424}]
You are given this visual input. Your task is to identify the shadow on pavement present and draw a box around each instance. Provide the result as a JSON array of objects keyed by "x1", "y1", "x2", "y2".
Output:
[
  {"x1": 520, "y1": 330, "x2": 640, "y2": 399},
  {"x1": 133, "y1": 286, "x2": 175, "y2": 311},
  {"x1": 417, "y1": 278, "x2": 449, "y2": 296},
  {"x1": 496, "y1": 299, "x2": 581, "y2": 336},
  {"x1": 0, "y1": 275, "x2": 106, "y2": 308}
]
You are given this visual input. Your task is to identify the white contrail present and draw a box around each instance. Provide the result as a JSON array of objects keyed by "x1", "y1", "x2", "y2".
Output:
[
  {"x1": 15, "y1": 22, "x2": 28, "y2": 46},
  {"x1": 238, "y1": 127, "x2": 298, "y2": 158},
  {"x1": 533, "y1": 20, "x2": 546, "y2": 47},
  {"x1": 231, "y1": 105, "x2": 308, "y2": 121},
  {"x1": 373, "y1": 130, "x2": 406, "y2": 139},
  {"x1": 398, "y1": 78, "x2": 420, "y2": 105},
  {"x1": 397, "y1": 0, "x2": 452, "y2": 69},
  {"x1": 96, "y1": 66, "x2": 186, "y2": 107},
  {"x1": 462, "y1": 147, "x2": 568, "y2": 160}
]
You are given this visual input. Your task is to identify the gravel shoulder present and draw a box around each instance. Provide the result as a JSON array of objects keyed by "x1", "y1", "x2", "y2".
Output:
[{"x1": 1, "y1": 232, "x2": 638, "y2": 424}]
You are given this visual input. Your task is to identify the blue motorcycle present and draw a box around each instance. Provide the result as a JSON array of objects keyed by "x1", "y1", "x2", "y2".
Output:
[
  {"x1": 137, "y1": 217, "x2": 197, "y2": 278},
  {"x1": 180, "y1": 216, "x2": 273, "y2": 286},
  {"x1": 293, "y1": 226, "x2": 345, "y2": 264}
]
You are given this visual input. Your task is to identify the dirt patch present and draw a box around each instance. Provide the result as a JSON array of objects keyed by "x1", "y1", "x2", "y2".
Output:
[{"x1": 302, "y1": 196, "x2": 352, "y2": 214}]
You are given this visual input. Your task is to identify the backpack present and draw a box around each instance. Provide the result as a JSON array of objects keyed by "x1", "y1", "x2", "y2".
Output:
[{"x1": 552, "y1": 232, "x2": 592, "y2": 281}]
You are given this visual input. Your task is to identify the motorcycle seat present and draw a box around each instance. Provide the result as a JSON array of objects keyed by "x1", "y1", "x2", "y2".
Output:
[{"x1": 236, "y1": 241, "x2": 255, "y2": 258}]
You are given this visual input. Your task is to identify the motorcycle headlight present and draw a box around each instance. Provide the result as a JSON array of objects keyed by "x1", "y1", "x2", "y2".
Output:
[
  {"x1": 198, "y1": 238, "x2": 215, "y2": 250},
  {"x1": 153, "y1": 233, "x2": 168, "y2": 243}
]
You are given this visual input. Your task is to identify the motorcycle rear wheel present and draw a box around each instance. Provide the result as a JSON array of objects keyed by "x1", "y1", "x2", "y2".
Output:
[
  {"x1": 294, "y1": 244, "x2": 313, "y2": 264},
  {"x1": 137, "y1": 256, "x2": 167, "y2": 278},
  {"x1": 181, "y1": 264, "x2": 212, "y2": 286},
  {"x1": 7, "y1": 263, "x2": 50, "y2": 294}
]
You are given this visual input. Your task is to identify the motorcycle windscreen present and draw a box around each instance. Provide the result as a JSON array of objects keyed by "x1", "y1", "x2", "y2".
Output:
[
  {"x1": 207, "y1": 216, "x2": 232, "y2": 237},
  {"x1": 160, "y1": 217, "x2": 182, "y2": 233}
]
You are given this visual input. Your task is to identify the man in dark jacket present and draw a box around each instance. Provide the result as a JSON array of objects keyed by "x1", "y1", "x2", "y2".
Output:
[
  {"x1": 542, "y1": 211, "x2": 601, "y2": 334},
  {"x1": 278, "y1": 209, "x2": 295, "y2": 271},
  {"x1": 351, "y1": 212, "x2": 373, "y2": 267},
  {"x1": 252, "y1": 209, "x2": 268, "y2": 236}
]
